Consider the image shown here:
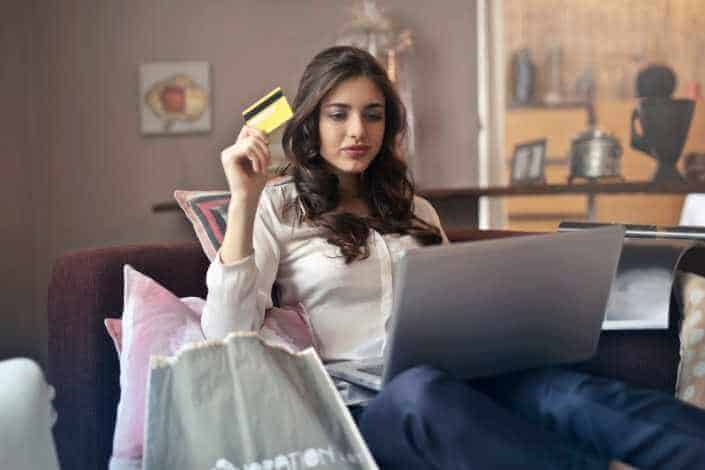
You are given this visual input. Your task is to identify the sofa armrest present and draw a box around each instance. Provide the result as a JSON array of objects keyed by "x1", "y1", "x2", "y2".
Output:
[
  {"x1": 47, "y1": 241, "x2": 208, "y2": 470},
  {"x1": 579, "y1": 306, "x2": 681, "y2": 393}
]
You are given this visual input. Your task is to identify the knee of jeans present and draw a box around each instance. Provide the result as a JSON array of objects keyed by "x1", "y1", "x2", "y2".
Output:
[
  {"x1": 535, "y1": 368, "x2": 616, "y2": 402},
  {"x1": 367, "y1": 366, "x2": 449, "y2": 417},
  {"x1": 359, "y1": 365, "x2": 446, "y2": 440},
  {"x1": 507, "y1": 367, "x2": 592, "y2": 398}
]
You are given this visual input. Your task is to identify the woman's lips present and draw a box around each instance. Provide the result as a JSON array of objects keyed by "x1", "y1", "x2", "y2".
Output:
[{"x1": 342, "y1": 145, "x2": 371, "y2": 158}]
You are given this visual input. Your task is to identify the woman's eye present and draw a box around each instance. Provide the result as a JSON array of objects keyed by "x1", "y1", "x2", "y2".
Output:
[
  {"x1": 328, "y1": 112, "x2": 347, "y2": 121},
  {"x1": 365, "y1": 112, "x2": 384, "y2": 121}
]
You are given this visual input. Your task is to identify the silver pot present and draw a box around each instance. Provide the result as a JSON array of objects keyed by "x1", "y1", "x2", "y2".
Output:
[{"x1": 568, "y1": 128, "x2": 622, "y2": 182}]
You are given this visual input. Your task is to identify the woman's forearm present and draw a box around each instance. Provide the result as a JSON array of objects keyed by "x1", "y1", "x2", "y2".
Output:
[
  {"x1": 219, "y1": 197, "x2": 259, "y2": 264},
  {"x1": 217, "y1": 124, "x2": 271, "y2": 264}
]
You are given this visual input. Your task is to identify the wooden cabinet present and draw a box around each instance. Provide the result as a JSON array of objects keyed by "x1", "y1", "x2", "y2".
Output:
[{"x1": 503, "y1": 99, "x2": 705, "y2": 231}]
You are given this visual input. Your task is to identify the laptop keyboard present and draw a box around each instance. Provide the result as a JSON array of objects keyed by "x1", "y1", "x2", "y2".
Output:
[{"x1": 360, "y1": 364, "x2": 384, "y2": 377}]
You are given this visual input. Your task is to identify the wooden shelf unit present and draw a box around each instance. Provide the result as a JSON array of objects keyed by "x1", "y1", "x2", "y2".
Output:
[{"x1": 501, "y1": 99, "x2": 705, "y2": 230}]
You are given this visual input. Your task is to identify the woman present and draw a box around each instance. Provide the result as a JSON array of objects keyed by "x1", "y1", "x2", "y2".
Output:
[{"x1": 203, "y1": 46, "x2": 705, "y2": 469}]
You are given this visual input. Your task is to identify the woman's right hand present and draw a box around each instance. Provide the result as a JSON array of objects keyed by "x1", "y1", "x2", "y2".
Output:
[{"x1": 221, "y1": 125, "x2": 271, "y2": 203}]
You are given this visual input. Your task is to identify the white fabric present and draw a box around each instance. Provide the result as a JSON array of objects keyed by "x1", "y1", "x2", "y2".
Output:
[
  {"x1": 108, "y1": 457, "x2": 141, "y2": 470},
  {"x1": 202, "y1": 176, "x2": 447, "y2": 361},
  {"x1": 0, "y1": 358, "x2": 60, "y2": 470},
  {"x1": 680, "y1": 193, "x2": 705, "y2": 226}
]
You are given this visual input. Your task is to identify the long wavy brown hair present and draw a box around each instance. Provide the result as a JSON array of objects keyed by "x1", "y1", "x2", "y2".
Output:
[{"x1": 281, "y1": 46, "x2": 442, "y2": 263}]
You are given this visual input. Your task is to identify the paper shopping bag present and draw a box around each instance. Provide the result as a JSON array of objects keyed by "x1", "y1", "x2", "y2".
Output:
[{"x1": 142, "y1": 332, "x2": 378, "y2": 470}]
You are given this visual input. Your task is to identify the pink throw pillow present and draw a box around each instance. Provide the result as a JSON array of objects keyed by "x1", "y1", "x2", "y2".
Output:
[
  {"x1": 106, "y1": 265, "x2": 316, "y2": 467},
  {"x1": 110, "y1": 265, "x2": 205, "y2": 465},
  {"x1": 104, "y1": 298, "x2": 206, "y2": 356},
  {"x1": 105, "y1": 301, "x2": 316, "y2": 357},
  {"x1": 261, "y1": 303, "x2": 319, "y2": 352}
]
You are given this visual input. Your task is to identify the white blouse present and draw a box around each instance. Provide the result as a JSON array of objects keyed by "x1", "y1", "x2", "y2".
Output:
[{"x1": 202, "y1": 176, "x2": 448, "y2": 361}]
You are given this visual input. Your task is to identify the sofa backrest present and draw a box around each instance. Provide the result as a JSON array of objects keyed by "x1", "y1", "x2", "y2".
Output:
[
  {"x1": 47, "y1": 233, "x2": 519, "y2": 469},
  {"x1": 46, "y1": 230, "x2": 680, "y2": 470},
  {"x1": 47, "y1": 241, "x2": 208, "y2": 470}
]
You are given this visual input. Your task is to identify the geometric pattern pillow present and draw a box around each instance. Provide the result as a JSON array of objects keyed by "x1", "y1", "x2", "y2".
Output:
[
  {"x1": 676, "y1": 271, "x2": 705, "y2": 409},
  {"x1": 174, "y1": 190, "x2": 230, "y2": 261}
]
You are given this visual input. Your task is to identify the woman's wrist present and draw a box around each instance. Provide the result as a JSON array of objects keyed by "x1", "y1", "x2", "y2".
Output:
[
  {"x1": 219, "y1": 196, "x2": 259, "y2": 264},
  {"x1": 227, "y1": 194, "x2": 258, "y2": 216},
  {"x1": 229, "y1": 187, "x2": 263, "y2": 210}
]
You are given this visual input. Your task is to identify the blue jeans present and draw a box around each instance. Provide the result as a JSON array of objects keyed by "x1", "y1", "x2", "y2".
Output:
[{"x1": 357, "y1": 365, "x2": 705, "y2": 469}]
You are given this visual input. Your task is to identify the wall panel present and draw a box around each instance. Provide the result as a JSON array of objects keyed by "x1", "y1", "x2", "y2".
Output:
[
  {"x1": 0, "y1": 0, "x2": 36, "y2": 361},
  {"x1": 5, "y1": 0, "x2": 480, "y2": 365}
]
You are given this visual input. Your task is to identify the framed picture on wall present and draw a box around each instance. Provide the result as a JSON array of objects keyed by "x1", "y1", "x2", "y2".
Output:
[
  {"x1": 510, "y1": 139, "x2": 546, "y2": 185},
  {"x1": 139, "y1": 61, "x2": 212, "y2": 135}
]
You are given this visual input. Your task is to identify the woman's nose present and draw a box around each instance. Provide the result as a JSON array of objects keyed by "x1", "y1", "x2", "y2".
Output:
[{"x1": 347, "y1": 113, "x2": 366, "y2": 140}]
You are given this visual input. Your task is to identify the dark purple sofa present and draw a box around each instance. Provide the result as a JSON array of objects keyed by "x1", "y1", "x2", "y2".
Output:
[{"x1": 47, "y1": 230, "x2": 681, "y2": 470}]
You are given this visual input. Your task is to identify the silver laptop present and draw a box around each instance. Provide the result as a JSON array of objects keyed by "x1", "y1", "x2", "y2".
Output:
[{"x1": 326, "y1": 226, "x2": 625, "y2": 392}]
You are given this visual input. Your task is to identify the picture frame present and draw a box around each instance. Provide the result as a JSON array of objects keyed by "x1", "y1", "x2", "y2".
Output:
[
  {"x1": 139, "y1": 61, "x2": 212, "y2": 135},
  {"x1": 510, "y1": 139, "x2": 546, "y2": 184}
]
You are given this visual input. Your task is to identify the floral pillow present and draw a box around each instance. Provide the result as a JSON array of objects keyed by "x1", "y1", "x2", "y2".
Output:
[
  {"x1": 676, "y1": 271, "x2": 705, "y2": 408},
  {"x1": 174, "y1": 190, "x2": 230, "y2": 261}
]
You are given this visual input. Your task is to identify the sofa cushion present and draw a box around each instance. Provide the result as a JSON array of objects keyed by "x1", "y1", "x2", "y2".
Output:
[
  {"x1": 107, "y1": 265, "x2": 317, "y2": 467},
  {"x1": 110, "y1": 265, "x2": 205, "y2": 467},
  {"x1": 104, "y1": 298, "x2": 206, "y2": 356},
  {"x1": 174, "y1": 190, "x2": 230, "y2": 261},
  {"x1": 676, "y1": 271, "x2": 705, "y2": 408}
]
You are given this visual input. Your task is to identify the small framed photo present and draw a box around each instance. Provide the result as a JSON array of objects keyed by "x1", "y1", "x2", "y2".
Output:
[
  {"x1": 139, "y1": 61, "x2": 212, "y2": 135},
  {"x1": 511, "y1": 139, "x2": 546, "y2": 184}
]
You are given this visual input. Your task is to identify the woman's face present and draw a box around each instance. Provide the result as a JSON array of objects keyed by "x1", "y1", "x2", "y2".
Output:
[{"x1": 317, "y1": 76, "x2": 386, "y2": 177}]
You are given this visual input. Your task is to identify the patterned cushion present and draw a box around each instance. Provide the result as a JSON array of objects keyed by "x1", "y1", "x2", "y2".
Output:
[
  {"x1": 174, "y1": 190, "x2": 230, "y2": 261},
  {"x1": 676, "y1": 271, "x2": 705, "y2": 407}
]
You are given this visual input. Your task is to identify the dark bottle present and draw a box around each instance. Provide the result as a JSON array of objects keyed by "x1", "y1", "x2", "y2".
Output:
[{"x1": 511, "y1": 48, "x2": 535, "y2": 106}]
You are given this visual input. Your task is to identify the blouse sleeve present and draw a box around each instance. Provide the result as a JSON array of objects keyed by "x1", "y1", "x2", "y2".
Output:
[
  {"x1": 201, "y1": 189, "x2": 281, "y2": 339},
  {"x1": 413, "y1": 196, "x2": 450, "y2": 244}
]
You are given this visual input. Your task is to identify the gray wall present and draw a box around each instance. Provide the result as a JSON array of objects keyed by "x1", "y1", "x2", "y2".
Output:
[
  {"x1": 2, "y1": 1, "x2": 43, "y2": 361},
  {"x1": 2, "y1": 0, "x2": 478, "y2": 366}
]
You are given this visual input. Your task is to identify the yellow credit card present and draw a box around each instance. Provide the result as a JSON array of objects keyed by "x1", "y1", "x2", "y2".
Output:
[{"x1": 242, "y1": 87, "x2": 293, "y2": 134}]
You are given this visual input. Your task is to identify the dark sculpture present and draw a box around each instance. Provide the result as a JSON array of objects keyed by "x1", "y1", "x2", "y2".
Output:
[
  {"x1": 630, "y1": 65, "x2": 695, "y2": 182},
  {"x1": 635, "y1": 65, "x2": 676, "y2": 98}
]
